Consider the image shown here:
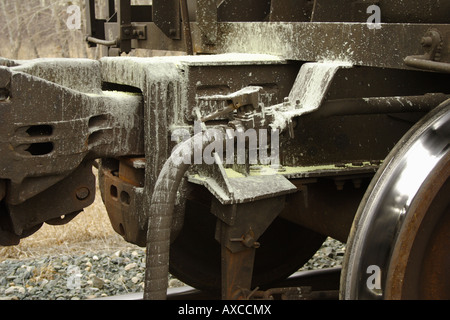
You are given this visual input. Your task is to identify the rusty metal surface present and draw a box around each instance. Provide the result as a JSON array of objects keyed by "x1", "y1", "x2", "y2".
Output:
[
  {"x1": 100, "y1": 54, "x2": 297, "y2": 216},
  {"x1": 385, "y1": 150, "x2": 450, "y2": 300},
  {"x1": 221, "y1": 246, "x2": 256, "y2": 300},
  {"x1": 341, "y1": 100, "x2": 450, "y2": 300},
  {"x1": 86, "y1": 0, "x2": 450, "y2": 68},
  {"x1": 196, "y1": 0, "x2": 218, "y2": 44},
  {"x1": 169, "y1": 197, "x2": 326, "y2": 296},
  {"x1": 8, "y1": 160, "x2": 96, "y2": 236},
  {"x1": 192, "y1": 22, "x2": 450, "y2": 70},
  {"x1": 152, "y1": 0, "x2": 181, "y2": 40},
  {"x1": 98, "y1": 21, "x2": 450, "y2": 70},
  {"x1": 0, "y1": 58, "x2": 144, "y2": 242},
  {"x1": 2, "y1": 52, "x2": 448, "y2": 295},
  {"x1": 96, "y1": 268, "x2": 343, "y2": 300},
  {"x1": 312, "y1": 0, "x2": 450, "y2": 23},
  {"x1": 1, "y1": 0, "x2": 450, "y2": 300},
  {"x1": 281, "y1": 177, "x2": 371, "y2": 243},
  {"x1": 0, "y1": 68, "x2": 143, "y2": 202},
  {"x1": 99, "y1": 159, "x2": 146, "y2": 247}
]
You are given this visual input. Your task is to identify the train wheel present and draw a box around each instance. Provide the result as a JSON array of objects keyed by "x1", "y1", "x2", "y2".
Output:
[
  {"x1": 341, "y1": 100, "x2": 450, "y2": 300},
  {"x1": 170, "y1": 199, "x2": 326, "y2": 295}
]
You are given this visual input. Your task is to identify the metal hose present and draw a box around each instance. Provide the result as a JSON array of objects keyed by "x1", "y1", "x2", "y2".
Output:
[{"x1": 143, "y1": 129, "x2": 219, "y2": 300}]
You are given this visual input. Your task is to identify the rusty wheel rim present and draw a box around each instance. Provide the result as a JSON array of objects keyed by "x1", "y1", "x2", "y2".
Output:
[
  {"x1": 385, "y1": 152, "x2": 450, "y2": 299},
  {"x1": 341, "y1": 100, "x2": 450, "y2": 300}
]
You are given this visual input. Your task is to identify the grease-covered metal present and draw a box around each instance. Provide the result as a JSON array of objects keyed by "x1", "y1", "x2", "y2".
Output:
[{"x1": 1, "y1": 0, "x2": 450, "y2": 301}]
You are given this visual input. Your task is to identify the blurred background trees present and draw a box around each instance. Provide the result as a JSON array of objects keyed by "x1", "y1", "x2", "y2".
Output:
[
  {"x1": 1, "y1": 0, "x2": 91, "y2": 59},
  {"x1": 0, "y1": 0, "x2": 152, "y2": 60}
]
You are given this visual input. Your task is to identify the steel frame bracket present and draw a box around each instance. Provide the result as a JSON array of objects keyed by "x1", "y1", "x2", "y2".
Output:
[
  {"x1": 187, "y1": 153, "x2": 297, "y2": 206},
  {"x1": 196, "y1": 0, "x2": 218, "y2": 44},
  {"x1": 404, "y1": 28, "x2": 450, "y2": 73},
  {"x1": 212, "y1": 192, "x2": 288, "y2": 300},
  {"x1": 152, "y1": 0, "x2": 181, "y2": 40},
  {"x1": 268, "y1": 61, "x2": 352, "y2": 133},
  {"x1": 213, "y1": 195, "x2": 287, "y2": 253}
]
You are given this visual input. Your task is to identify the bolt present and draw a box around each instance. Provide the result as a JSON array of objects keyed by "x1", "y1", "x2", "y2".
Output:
[
  {"x1": 230, "y1": 233, "x2": 260, "y2": 249},
  {"x1": 76, "y1": 187, "x2": 90, "y2": 201},
  {"x1": 352, "y1": 179, "x2": 363, "y2": 189},
  {"x1": 334, "y1": 180, "x2": 345, "y2": 191},
  {"x1": 242, "y1": 234, "x2": 260, "y2": 249},
  {"x1": 421, "y1": 36, "x2": 433, "y2": 47},
  {"x1": 283, "y1": 97, "x2": 291, "y2": 109}
]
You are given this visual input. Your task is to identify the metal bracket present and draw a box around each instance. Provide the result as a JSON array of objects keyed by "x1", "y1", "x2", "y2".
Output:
[
  {"x1": 198, "y1": 86, "x2": 263, "y2": 123},
  {"x1": 404, "y1": 28, "x2": 450, "y2": 73},
  {"x1": 153, "y1": 0, "x2": 181, "y2": 39},
  {"x1": 420, "y1": 29, "x2": 443, "y2": 62},
  {"x1": 214, "y1": 194, "x2": 288, "y2": 300},
  {"x1": 268, "y1": 62, "x2": 353, "y2": 132},
  {"x1": 214, "y1": 196, "x2": 286, "y2": 253},
  {"x1": 187, "y1": 153, "x2": 297, "y2": 206},
  {"x1": 121, "y1": 24, "x2": 148, "y2": 40},
  {"x1": 196, "y1": 0, "x2": 218, "y2": 44}
]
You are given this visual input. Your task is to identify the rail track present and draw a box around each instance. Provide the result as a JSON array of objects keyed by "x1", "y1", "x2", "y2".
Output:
[{"x1": 97, "y1": 267, "x2": 342, "y2": 300}]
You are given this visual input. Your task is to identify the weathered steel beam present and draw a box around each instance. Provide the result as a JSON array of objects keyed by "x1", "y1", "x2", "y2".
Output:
[{"x1": 190, "y1": 22, "x2": 450, "y2": 70}]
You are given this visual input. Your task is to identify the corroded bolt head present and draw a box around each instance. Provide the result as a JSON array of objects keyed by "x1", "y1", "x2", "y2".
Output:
[
  {"x1": 421, "y1": 36, "x2": 433, "y2": 47},
  {"x1": 242, "y1": 234, "x2": 260, "y2": 249},
  {"x1": 76, "y1": 187, "x2": 90, "y2": 201}
]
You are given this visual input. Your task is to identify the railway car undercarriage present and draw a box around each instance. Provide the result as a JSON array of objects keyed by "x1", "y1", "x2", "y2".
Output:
[{"x1": 1, "y1": 0, "x2": 449, "y2": 300}]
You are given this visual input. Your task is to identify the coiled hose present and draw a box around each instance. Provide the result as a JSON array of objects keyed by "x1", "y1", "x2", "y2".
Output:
[{"x1": 143, "y1": 129, "x2": 220, "y2": 300}]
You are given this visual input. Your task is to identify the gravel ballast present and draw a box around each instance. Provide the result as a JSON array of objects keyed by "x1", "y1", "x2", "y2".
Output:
[{"x1": 0, "y1": 238, "x2": 344, "y2": 300}]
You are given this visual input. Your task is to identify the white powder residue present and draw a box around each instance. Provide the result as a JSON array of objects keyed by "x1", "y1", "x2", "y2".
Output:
[
  {"x1": 272, "y1": 61, "x2": 352, "y2": 131},
  {"x1": 10, "y1": 58, "x2": 102, "y2": 94}
]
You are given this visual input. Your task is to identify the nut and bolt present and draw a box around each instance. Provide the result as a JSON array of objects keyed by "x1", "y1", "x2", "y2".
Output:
[
  {"x1": 242, "y1": 234, "x2": 260, "y2": 249},
  {"x1": 421, "y1": 36, "x2": 433, "y2": 47},
  {"x1": 230, "y1": 231, "x2": 261, "y2": 249},
  {"x1": 76, "y1": 187, "x2": 90, "y2": 201}
]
